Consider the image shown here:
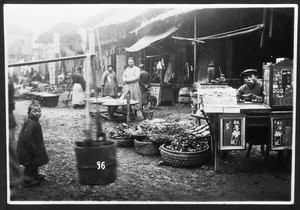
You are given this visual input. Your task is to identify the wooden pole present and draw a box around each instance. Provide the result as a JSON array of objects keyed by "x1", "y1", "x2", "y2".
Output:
[
  {"x1": 126, "y1": 91, "x2": 131, "y2": 125},
  {"x1": 194, "y1": 14, "x2": 197, "y2": 83},
  {"x1": 7, "y1": 55, "x2": 87, "y2": 68},
  {"x1": 85, "y1": 54, "x2": 92, "y2": 139},
  {"x1": 260, "y1": 8, "x2": 268, "y2": 48}
]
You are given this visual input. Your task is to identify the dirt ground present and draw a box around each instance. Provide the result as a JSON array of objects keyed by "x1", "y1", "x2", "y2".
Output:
[{"x1": 9, "y1": 92, "x2": 292, "y2": 203}]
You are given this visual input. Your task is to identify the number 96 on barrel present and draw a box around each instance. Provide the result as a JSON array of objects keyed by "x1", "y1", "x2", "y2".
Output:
[{"x1": 97, "y1": 161, "x2": 106, "y2": 170}]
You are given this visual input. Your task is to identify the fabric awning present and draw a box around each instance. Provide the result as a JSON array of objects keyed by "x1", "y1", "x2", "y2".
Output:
[
  {"x1": 125, "y1": 26, "x2": 179, "y2": 52},
  {"x1": 172, "y1": 24, "x2": 264, "y2": 42}
]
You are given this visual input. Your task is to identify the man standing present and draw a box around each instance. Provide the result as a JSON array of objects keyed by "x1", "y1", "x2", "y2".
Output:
[{"x1": 120, "y1": 57, "x2": 142, "y2": 116}]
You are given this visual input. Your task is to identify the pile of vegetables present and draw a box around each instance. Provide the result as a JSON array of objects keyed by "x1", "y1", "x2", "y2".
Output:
[
  {"x1": 108, "y1": 120, "x2": 211, "y2": 149},
  {"x1": 165, "y1": 132, "x2": 209, "y2": 152},
  {"x1": 187, "y1": 124, "x2": 210, "y2": 138},
  {"x1": 163, "y1": 124, "x2": 211, "y2": 152},
  {"x1": 109, "y1": 123, "x2": 135, "y2": 138}
]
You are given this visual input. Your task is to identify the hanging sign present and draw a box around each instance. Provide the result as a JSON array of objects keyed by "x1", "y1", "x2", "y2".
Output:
[
  {"x1": 270, "y1": 114, "x2": 292, "y2": 150},
  {"x1": 54, "y1": 33, "x2": 60, "y2": 55},
  {"x1": 49, "y1": 62, "x2": 56, "y2": 84}
]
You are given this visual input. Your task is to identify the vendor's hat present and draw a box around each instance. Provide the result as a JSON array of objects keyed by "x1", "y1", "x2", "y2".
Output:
[
  {"x1": 107, "y1": 64, "x2": 113, "y2": 68},
  {"x1": 128, "y1": 57, "x2": 134, "y2": 61},
  {"x1": 240, "y1": 69, "x2": 257, "y2": 78},
  {"x1": 139, "y1": 64, "x2": 145, "y2": 69}
]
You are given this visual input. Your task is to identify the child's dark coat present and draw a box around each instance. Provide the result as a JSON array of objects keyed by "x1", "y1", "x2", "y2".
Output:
[{"x1": 17, "y1": 117, "x2": 49, "y2": 167}]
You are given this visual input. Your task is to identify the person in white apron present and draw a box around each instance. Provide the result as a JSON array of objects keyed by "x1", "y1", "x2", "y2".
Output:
[{"x1": 71, "y1": 66, "x2": 86, "y2": 109}]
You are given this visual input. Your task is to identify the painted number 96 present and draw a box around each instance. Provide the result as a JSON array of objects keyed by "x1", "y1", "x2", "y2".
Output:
[{"x1": 97, "y1": 161, "x2": 106, "y2": 170}]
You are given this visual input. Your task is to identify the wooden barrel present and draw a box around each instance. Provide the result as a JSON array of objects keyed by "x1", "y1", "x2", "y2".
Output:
[{"x1": 74, "y1": 141, "x2": 117, "y2": 185}]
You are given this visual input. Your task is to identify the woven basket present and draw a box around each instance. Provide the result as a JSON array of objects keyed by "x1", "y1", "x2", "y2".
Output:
[
  {"x1": 159, "y1": 143, "x2": 210, "y2": 168},
  {"x1": 134, "y1": 139, "x2": 160, "y2": 156},
  {"x1": 142, "y1": 110, "x2": 154, "y2": 120},
  {"x1": 110, "y1": 136, "x2": 134, "y2": 147},
  {"x1": 178, "y1": 96, "x2": 191, "y2": 103}
]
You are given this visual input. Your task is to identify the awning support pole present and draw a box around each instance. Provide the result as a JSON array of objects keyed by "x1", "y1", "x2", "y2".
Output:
[
  {"x1": 193, "y1": 14, "x2": 197, "y2": 82},
  {"x1": 85, "y1": 53, "x2": 92, "y2": 140}
]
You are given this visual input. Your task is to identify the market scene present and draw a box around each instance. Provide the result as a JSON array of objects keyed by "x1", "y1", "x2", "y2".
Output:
[{"x1": 5, "y1": 4, "x2": 296, "y2": 203}]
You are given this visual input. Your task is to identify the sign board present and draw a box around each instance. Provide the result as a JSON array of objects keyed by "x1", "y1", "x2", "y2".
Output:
[
  {"x1": 150, "y1": 83, "x2": 161, "y2": 105},
  {"x1": 270, "y1": 114, "x2": 292, "y2": 150},
  {"x1": 220, "y1": 114, "x2": 246, "y2": 150},
  {"x1": 89, "y1": 33, "x2": 95, "y2": 55},
  {"x1": 49, "y1": 62, "x2": 56, "y2": 84},
  {"x1": 54, "y1": 33, "x2": 60, "y2": 54}
]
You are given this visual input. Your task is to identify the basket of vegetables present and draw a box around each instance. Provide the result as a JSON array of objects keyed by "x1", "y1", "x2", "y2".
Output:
[
  {"x1": 159, "y1": 131, "x2": 210, "y2": 168},
  {"x1": 108, "y1": 123, "x2": 134, "y2": 147}
]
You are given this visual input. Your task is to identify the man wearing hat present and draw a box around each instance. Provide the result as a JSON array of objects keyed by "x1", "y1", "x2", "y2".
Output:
[{"x1": 236, "y1": 69, "x2": 263, "y2": 102}]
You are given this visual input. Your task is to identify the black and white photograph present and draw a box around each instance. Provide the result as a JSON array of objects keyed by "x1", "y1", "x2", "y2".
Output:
[{"x1": 2, "y1": 2, "x2": 299, "y2": 207}]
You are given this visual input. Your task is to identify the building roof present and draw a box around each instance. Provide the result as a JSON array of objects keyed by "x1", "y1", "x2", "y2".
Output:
[
  {"x1": 6, "y1": 23, "x2": 34, "y2": 35},
  {"x1": 35, "y1": 22, "x2": 79, "y2": 43},
  {"x1": 130, "y1": 8, "x2": 198, "y2": 34},
  {"x1": 92, "y1": 8, "x2": 150, "y2": 29}
]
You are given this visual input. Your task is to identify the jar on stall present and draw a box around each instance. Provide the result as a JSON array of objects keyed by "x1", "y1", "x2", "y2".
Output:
[{"x1": 207, "y1": 61, "x2": 217, "y2": 83}]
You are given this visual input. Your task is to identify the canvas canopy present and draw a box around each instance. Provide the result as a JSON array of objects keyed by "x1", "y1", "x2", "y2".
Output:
[
  {"x1": 172, "y1": 24, "x2": 264, "y2": 42},
  {"x1": 125, "y1": 26, "x2": 179, "y2": 52}
]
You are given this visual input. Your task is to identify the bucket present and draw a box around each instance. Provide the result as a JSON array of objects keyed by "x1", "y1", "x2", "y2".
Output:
[
  {"x1": 142, "y1": 110, "x2": 154, "y2": 120},
  {"x1": 74, "y1": 140, "x2": 117, "y2": 185}
]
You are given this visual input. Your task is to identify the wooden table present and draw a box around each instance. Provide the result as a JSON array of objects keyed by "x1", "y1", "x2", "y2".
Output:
[
  {"x1": 84, "y1": 97, "x2": 139, "y2": 121},
  {"x1": 191, "y1": 103, "x2": 274, "y2": 171}
]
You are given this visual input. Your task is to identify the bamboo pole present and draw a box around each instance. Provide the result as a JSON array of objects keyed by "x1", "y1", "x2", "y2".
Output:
[
  {"x1": 7, "y1": 55, "x2": 87, "y2": 68},
  {"x1": 193, "y1": 14, "x2": 197, "y2": 83},
  {"x1": 85, "y1": 54, "x2": 92, "y2": 139}
]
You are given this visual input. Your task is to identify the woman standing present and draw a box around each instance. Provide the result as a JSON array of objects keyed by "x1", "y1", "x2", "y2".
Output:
[
  {"x1": 120, "y1": 57, "x2": 142, "y2": 116},
  {"x1": 101, "y1": 65, "x2": 119, "y2": 98},
  {"x1": 72, "y1": 66, "x2": 86, "y2": 109}
]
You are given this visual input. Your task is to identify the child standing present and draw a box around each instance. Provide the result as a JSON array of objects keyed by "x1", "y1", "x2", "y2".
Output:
[{"x1": 17, "y1": 102, "x2": 49, "y2": 187}]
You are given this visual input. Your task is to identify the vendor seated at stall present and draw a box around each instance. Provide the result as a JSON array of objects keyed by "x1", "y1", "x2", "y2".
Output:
[{"x1": 236, "y1": 69, "x2": 263, "y2": 103}]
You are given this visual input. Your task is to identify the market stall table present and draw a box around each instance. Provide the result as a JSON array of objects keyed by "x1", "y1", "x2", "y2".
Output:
[
  {"x1": 191, "y1": 103, "x2": 273, "y2": 171},
  {"x1": 84, "y1": 97, "x2": 139, "y2": 121},
  {"x1": 29, "y1": 92, "x2": 60, "y2": 107}
]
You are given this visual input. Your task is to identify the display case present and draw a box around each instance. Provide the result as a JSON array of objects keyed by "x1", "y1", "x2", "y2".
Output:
[
  {"x1": 263, "y1": 59, "x2": 293, "y2": 110},
  {"x1": 270, "y1": 113, "x2": 293, "y2": 150},
  {"x1": 220, "y1": 114, "x2": 246, "y2": 150},
  {"x1": 150, "y1": 83, "x2": 174, "y2": 105}
]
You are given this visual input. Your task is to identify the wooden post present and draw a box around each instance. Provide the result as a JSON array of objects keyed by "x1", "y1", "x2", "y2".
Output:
[
  {"x1": 126, "y1": 91, "x2": 131, "y2": 125},
  {"x1": 193, "y1": 14, "x2": 197, "y2": 82},
  {"x1": 260, "y1": 8, "x2": 268, "y2": 48},
  {"x1": 85, "y1": 54, "x2": 92, "y2": 139},
  {"x1": 96, "y1": 28, "x2": 103, "y2": 87}
]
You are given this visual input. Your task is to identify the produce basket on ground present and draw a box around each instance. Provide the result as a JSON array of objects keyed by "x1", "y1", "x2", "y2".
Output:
[
  {"x1": 108, "y1": 123, "x2": 135, "y2": 147},
  {"x1": 141, "y1": 110, "x2": 154, "y2": 120},
  {"x1": 134, "y1": 139, "x2": 161, "y2": 156},
  {"x1": 110, "y1": 136, "x2": 134, "y2": 147},
  {"x1": 160, "y1": 141, "x2": 210, "y2": 168}
]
